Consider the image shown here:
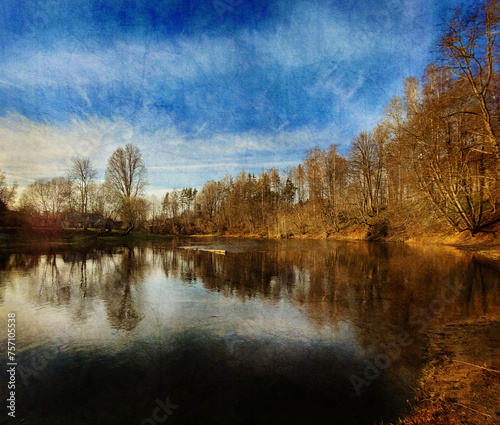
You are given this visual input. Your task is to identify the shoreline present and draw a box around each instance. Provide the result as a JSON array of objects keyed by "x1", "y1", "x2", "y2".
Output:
[
  {"x1": 185, "y1": 228, "x2": 500, "y2": 258},
  {"x1": 385, "y1": 318, "x2": 500, "y2": 425},
  {"x1": 1, "y1": 227, "x2": 499, "y2": 255}
]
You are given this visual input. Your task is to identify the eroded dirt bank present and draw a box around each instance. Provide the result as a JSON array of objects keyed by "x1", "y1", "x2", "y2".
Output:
[{"x1": 387, "y1": 319, "x2": 500, "y2": 425}]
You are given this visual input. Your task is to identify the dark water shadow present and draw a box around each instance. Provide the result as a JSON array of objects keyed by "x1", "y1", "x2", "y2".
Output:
[{"x1": 14, "y1": 329, "x2": 413, "y2": 425}]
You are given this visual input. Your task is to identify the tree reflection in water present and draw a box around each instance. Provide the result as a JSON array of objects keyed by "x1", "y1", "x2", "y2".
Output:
[
  {"x1": 0, "y1": 239, "x2": 498, "y2": 425},
  {"x1": 3, "y1": 246, "x2": 147, "y2": 331},
  {"x1": 2, "y1": 239, "x2": 498, "y2": 340},
  {"x1": 159, "y1": 240, "x2": 499, "y2": 330}
]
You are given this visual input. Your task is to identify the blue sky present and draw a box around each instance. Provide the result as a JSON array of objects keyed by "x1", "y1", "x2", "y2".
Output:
[{"x1": 0, "y1": 0, "x2": 472, "y2": 195}]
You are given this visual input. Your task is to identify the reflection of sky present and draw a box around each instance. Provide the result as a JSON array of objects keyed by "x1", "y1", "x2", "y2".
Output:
[
  {"x1": 0, "y1": 250, "x2": 355, "y2": 356},
  {"x1": 2, "y1": 241, "x2": 498, "y2": 359},
  {"x1": 0, "y1": 236, "x2": 498, "y2": 410},
  {"x1": 2, "y1": 283, "x2": 118, "y2": 349},
  {"x1": 141, "y1": 273, "x2": 352, "y2": 344},
  {"x1": 0, "y1": 0, "x2": 475, "y2": 194}
]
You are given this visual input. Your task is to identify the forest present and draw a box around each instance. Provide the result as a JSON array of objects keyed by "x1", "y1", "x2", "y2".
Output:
[{"x1": 0, "y1": 0, "x2": 499, "y2": 240}]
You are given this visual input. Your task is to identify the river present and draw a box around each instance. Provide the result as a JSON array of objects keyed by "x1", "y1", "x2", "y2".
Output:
[{"x1": 0, "y1": 238, "x2": 498, "y2": 424}]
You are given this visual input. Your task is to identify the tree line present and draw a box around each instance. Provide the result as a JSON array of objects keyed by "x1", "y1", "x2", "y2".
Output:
[
  {"x1": 0, "y1": 144, "x2": 149, "y2": 232},
  {"x1": 0, "y1": 0, "x2": 498, "y2": 238},
  {"x1": 178, "y1": 0, "x2": 500, "y2": 238}
]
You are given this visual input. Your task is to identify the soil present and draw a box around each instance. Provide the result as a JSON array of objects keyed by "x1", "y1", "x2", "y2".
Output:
[{"x1": 387, "y1": 319, "x2": 500, "y2": 424}]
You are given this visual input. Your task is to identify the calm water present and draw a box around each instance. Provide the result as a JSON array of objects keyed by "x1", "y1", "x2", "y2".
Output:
[{"x1": 0, "y1": 238, "x2": 498, "y2": 425}]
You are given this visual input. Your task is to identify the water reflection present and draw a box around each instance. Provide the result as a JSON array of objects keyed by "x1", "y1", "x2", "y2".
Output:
[
  {"x1": 1, "y1": 247, "x2": 149, "y2": 331},
  {"x1": 163, "y1": 240, "x2": 499, "y2": 328},
  {"x1": 1, "y1": 240, "x2": 498, "y2": 344},
  {"x1": 0, "y1": 239, "x2": 498, "y2": 425}
]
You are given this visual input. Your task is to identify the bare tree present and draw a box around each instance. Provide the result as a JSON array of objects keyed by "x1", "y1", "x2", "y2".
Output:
[
  {"x1": 384, "y1": 96, "x2": 408, "y2": 206},
  {"x1": 0, "y1": 171, "x2": 17, "y2": 211},
  {"x1": 304, "y1": 147, "x2": 325, "y2": 223},
  {"x1": 19, "y1": 177, "x2": 72, "y2": 228},
  {"x1": 88, "y1": 181, "x2": 121, "y2": 225},
  {"x1": 197, "y1": 181, "x2": 219, "y2": 222},
  {"x1": 105, "y1": 144, "x2": 148, "y2": 228},
  {"x1": 404, "y1": 62, "x2": 498, "y2": 236},
  {"x1": 105, "y1": 144, "x2": 148, "y2": 199},
  {"x1": 439, "y1": 0, "x2": 500, "y2": 160},
  {"x1": 121, "y1": 196, "x2": 149, "y2": 229},
  {"x1": 68, "y1": 157, "x2": 97, "y2": 229},
  {"x1": 148, "y1": 194, "x2": 161, "y2": 228},
  {"x1": 349, "y1": 130, "x2": 386, "y2": 218}
]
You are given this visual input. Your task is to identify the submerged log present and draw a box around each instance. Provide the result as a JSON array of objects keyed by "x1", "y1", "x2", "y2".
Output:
[
  {"x1": 181, "y1": 247, "x2": 227, "y2": 255},
  {"x1": 209, "y1": 249, "x2": 228, "y2": 255}
]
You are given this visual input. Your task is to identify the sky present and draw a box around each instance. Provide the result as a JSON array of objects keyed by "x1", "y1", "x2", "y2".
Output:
[{"x1": 0, "y1": 0, "x2": 473, "y2": 196}]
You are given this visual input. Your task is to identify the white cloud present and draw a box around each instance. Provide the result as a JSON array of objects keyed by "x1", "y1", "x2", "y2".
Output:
[
  {"x1": 250, "y1": 6, "x2": 352, "y2": 68},
  {"x1": 0, "y1": 113, "x2": 347, "y2": 192},
  {"x1": 0, "y1": 0, "x2": 429, "y2": 94},
  {"x1": 1, "y1": 34, "x2": 246, "y2": 93},
  {"x1": 0, "y1": 113, "x2": 138, "y2": 186}
]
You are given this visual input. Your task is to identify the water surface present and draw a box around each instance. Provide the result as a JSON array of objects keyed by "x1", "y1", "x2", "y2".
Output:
[{"x1": 0, "y1": 238, "x2": 498, "y2": 424}]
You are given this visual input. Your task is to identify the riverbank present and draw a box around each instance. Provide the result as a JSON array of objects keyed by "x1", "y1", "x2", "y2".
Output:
[
  {"x1": 385, "y1": 318, "x2": 500, "y2": 425},
  {"x1": 2, "y1": 226, "x2": 500, "y2": 256},
  {"x1": 0, "y1": 227, "x2": 174, "y2": 252},
  {"x1": 186, "y1": 223, "x2": 500, "y2": 259},
  {"x1": 297, "y1": 221, "x2": 500, "y2": 249}
]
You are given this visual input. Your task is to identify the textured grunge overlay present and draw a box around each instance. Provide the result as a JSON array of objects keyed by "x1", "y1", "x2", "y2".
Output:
[{"x1": 0, "y1": 0, "x2": 465, "y2": 194}]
